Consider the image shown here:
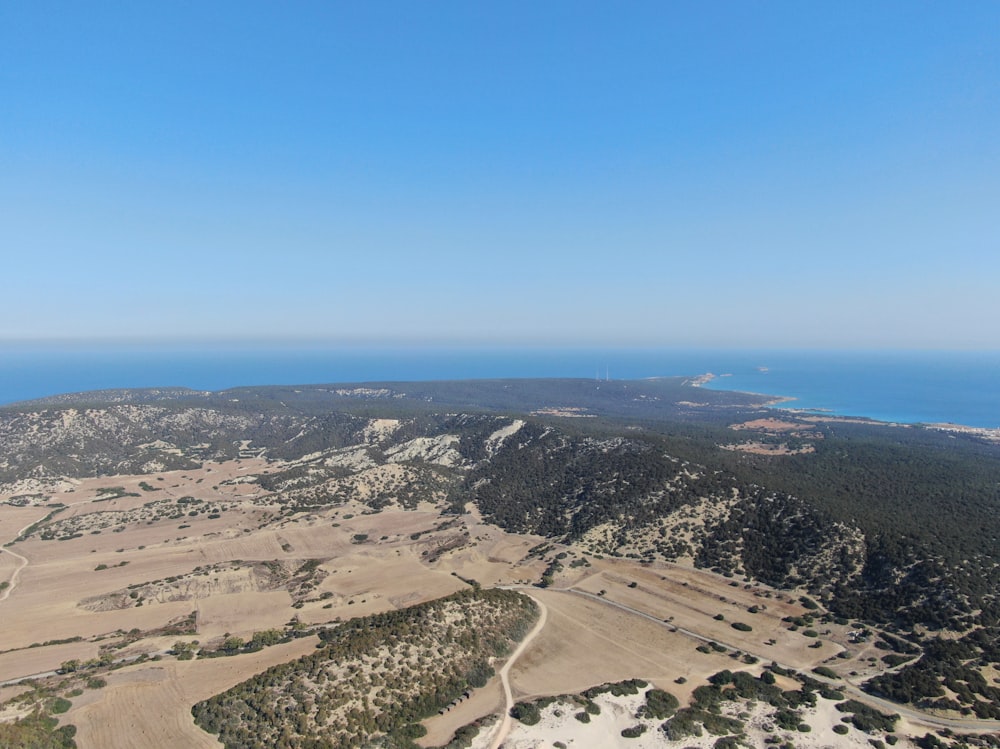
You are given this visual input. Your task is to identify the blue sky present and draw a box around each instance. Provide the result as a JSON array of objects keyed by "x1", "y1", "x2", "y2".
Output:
[{"x1": 2, "y1": 2, "x2": 998, "y2": 348}]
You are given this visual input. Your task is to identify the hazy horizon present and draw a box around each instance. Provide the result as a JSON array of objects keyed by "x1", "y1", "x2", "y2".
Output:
[{"x1": 4, "y1": 2, "x2": 998, "y2": 348}]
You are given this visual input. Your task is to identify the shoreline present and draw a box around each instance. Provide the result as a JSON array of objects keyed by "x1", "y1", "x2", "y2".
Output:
[
  {"x1": 2, "y1": 371, "x2": 998, "y2": 441},
  {"x1": 693, "y1": 372, "x2": 1000, "y2": 439}
]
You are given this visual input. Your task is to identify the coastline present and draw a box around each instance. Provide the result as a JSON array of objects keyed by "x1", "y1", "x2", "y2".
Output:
[
  {"x1": 3, "y1": 346, "x2": 999, "y2": 428},
  {"x1": 693, "y1": 372, "x2": 1000, "y2": 441}
]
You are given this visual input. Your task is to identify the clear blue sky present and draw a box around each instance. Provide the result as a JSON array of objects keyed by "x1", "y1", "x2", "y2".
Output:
[{"x1": 3, "y1": 2, "x2": 998, "y2": 348}]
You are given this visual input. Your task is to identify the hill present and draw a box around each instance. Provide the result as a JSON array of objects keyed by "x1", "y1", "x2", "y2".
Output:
[{"x1": 2, "y1": 378, "x2": 999, "y2": 747}]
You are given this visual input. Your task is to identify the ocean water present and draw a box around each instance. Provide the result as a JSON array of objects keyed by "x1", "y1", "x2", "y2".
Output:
[
  {"x1": 698, "y1": 350, "x2": 1000, "y2": 428},
  {"x1": 1, "y1": 344, "x2": 998, "y2": 428}
]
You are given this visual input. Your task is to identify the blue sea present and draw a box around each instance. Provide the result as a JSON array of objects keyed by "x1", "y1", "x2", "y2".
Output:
[{"x1": 1, "y1": 344, "x2": 998, "y2": 428}]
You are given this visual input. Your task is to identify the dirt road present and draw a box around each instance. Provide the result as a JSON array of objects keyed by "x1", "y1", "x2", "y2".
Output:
[{"x1": 488, "y1": 594, "x2": 548, "y2": 749}]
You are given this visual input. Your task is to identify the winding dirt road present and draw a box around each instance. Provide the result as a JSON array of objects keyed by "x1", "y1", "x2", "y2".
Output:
[
  {"x1": 1, "y1": 492, "x2": 130, "y2": 605},
  {"x1": 0, "y1": 518, "x2": 39, "y2": 603},
  {"x1": 488, "y1": 593, "x2": 548, "y2": 749}
]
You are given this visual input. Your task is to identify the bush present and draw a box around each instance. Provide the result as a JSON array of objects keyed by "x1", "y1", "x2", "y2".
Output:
[
  {"x1": 714, "y1": 739, "x2": 742, "y2": 749},
  {"x1": 731, "y1": 622, "x2": 752, "y2": 632},
  {"x1": 510, "y1": 701, "x2": 541, "y2": 726},
  {"x1": 833, "y1": 724, "x2": 850, "y2": 734},
  {"x1": 642, "y1": 688, "x2": 680, "y2": 719},
  {"x1": 836, "y1": 700, "x2": 898, "y2": 733}
]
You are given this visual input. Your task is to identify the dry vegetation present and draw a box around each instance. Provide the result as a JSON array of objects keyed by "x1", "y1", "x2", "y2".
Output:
[{"x1": 2, "y1": 392, "x2": 998, "y2": 749}]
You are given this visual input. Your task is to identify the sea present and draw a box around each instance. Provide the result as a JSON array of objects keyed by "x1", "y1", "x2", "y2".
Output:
[{"x1": 1, "y1": 344, "x2": 999, "y2": 429}]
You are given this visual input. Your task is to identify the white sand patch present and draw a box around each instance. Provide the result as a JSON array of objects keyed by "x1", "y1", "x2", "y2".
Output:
[
  {"x1": 323, "y1": 445, "x2": 378, "y2": 471},
  {"x1": 485, "y1": 420, "x2": 525, "y2": 455},
  {"x1": 495, "y1": 689, "x2": 916, "y2": 748},
  {"x1": 363, "y1": 418, "x2": 401, "y2": 443},
  {"x1": 385, "y1": 434, "x2": 463, "y2": 467}
]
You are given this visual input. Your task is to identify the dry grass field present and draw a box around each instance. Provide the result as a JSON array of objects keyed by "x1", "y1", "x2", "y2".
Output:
[{"x1": 0, "y1": 457, "x2": 982, "y2": 748}]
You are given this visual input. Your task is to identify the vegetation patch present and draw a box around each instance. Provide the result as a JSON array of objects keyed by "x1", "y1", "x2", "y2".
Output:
[{"x1": 192, "y1": 588, "x2": 537, "y2": 748}]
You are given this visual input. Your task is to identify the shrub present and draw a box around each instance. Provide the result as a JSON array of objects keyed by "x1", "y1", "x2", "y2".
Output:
[
  {"x1": 510, "y1": 701, "x2": 541, "y2": 725},
  {"x1": 642, "y1": 688, "x2": 680, "y2": 719},
  {"x1": 836, "y1": 700, "x2": 898, "y2": 733},
  {"x1": 714, "y1": 739, "x2": 742, "y2": 749},
  {"x1": 731, "y1": 622, "x2": 752, "y2": 632}
]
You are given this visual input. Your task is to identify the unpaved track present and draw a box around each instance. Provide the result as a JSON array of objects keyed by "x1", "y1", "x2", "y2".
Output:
[
  {"x1": 0, "y1": 517, "x2": 41, "y2": 603},
  {"x1": 562, "y1": 586, "x2": 1000, "y2": 734},
  {"x1": 488, "y1": 594, "x2": 548, "y2": 749},
  {"x1": 0, "y1": 546, "x2": 28, "y2": 602}
]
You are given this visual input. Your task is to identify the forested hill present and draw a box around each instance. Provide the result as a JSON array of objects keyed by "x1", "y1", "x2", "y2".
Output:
[
  {"x1": 10, "y1": 375, "x2": 772, "y2": 424},
  {"x1": 4, "y1": 378, "x2": 1000, "y2": 714}
]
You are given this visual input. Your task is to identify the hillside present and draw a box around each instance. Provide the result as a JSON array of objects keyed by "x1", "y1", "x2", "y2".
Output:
[
  {"x1": 2, "y1": 378, "x2": 1000, "y2": 748},
  {"x1": 192, "y1": 588, "x2": 538, "y2": 748}
]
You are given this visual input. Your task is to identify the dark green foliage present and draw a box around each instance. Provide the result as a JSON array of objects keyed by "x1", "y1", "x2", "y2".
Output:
[
  {"x1": 709, "y1": 670, "x2": 734, "y2": 685},
  {"x1": 620, "y1": 724, "x2": 646, "y2": 738},
  {"x1": 881, "y1": 654, "x2": 914, "y2": 667},
  {"x1": 192, "y1": 589, "x2": 536, "y2": 748},
  {"x1": 0, "y1": 712, "x2": 77, "y2": 749},
  {"x1": 661, "y1": 710, "x2": 704, "y2": 741},
  {"x1": 865, "y1": 628, "x2": 1000, "y2": 716},
  {"x1": 640, "y1": 688, "x2": 680, "y2": 719},
  {"x1": 48, "y1": 699, "x2": 71, "y2": 715},
  {"x1": 714, "y1": 738, "x2": 743, "y2": 749},
  {"x1": 773, "y1": 708, "x2": 801, "y2": 730},
  {"x1": 835, "y1": 700, "x2": 898, "y2": 733},
  {"x1": 458, "y1": 422, "x2": 717, "y2": 539},
  {"x1": 510, "y1": 701, "x2": 541, "y2": 725},
  {"x1": 441, "y1": 723, "x2": 480, "y2": 749},
  {"x1": 731, "y1": 621, "x2": 752, "y2": 632},
  {"x1": 583, "y1": 679, "x2": 648, "y2": 699},
  {"x1": 662, "y1": 708, "x2": 744, "y2": 739}
]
